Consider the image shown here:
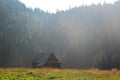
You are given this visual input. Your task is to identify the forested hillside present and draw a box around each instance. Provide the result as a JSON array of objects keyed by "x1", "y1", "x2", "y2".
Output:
[{"x1": 0, "y1": 0, "x2": 120, "y2": 69}]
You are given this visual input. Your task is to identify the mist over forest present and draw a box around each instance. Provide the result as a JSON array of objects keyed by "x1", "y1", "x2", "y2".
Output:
[{"x1": 0, "y1": 0, "x2": 120, "y2": 69}]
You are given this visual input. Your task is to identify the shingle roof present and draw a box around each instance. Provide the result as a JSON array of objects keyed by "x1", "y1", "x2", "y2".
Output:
[{"x1": 33, "y1": 52, "x2": 52, "y2": 66}]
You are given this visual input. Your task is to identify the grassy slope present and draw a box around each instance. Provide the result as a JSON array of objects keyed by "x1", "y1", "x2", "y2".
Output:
[{"x1": 0, "y1": 68, "x2": 120, "y2": 80}]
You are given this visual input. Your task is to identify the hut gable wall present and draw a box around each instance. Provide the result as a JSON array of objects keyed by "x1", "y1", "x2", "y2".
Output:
[{"x1": 46, "y1": 53, "x2": 59, "y2": 63}]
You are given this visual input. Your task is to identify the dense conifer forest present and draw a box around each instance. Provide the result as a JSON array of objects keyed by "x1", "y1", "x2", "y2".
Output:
[{"x1": 0, "y1": 0, "x2": 120, "y2": 69}]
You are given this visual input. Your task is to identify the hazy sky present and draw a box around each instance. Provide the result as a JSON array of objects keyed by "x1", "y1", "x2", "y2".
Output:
[{"x1": 20, "y1": 0, "x2": 117, "y2": 13}]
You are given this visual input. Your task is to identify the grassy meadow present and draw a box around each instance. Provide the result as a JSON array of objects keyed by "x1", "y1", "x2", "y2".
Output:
[{"x1": 0, "y1": 68, "x2": 120, "y2": 80}]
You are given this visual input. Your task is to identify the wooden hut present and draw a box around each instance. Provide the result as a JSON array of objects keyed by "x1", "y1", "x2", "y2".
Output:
[{"x1": 32, "y1": 52, "x2": 61, "y2": 68}]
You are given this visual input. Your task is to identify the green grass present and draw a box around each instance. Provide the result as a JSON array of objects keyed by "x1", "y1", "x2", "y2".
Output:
[{"x1": 0, "y1": 68, "x2": 120, "y2": 80}]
